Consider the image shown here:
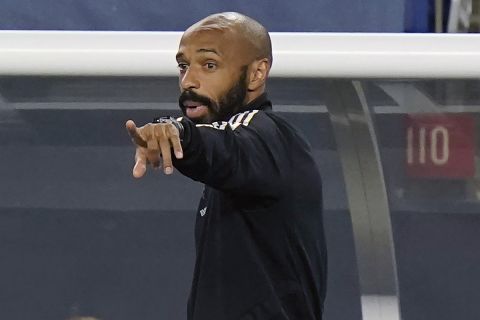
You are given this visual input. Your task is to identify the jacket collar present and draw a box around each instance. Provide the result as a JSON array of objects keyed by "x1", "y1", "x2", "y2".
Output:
[{"x1": 238, "y1": 93, "x2": 272, "y2": 113}]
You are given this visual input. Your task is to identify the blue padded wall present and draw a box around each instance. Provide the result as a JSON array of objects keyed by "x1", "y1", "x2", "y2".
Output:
[{"x1": 0, "y1": 0, "x2": 405, "y2": 32}]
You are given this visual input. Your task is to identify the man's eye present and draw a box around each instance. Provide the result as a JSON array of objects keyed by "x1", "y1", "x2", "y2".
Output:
[
  {"x1": 205, "y1": 62, "x2": 217, "y2": 70},
  {"x1": 178, "y1": 63, "x2": 188, "y2": 71}
]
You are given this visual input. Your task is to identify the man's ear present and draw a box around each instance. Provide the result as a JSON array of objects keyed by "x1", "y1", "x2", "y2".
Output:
[{"x1": 247, "y1": 58, "x2": 269, "y2": 91}]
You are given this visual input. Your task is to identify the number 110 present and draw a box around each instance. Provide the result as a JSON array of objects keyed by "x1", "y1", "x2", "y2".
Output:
[{"x1": 406, "y1": 126, "x2": 449, "y2": 166}]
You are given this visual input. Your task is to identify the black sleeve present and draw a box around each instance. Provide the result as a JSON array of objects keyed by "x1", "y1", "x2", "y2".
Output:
[{"x1": 172, "y1": 110, "x2": 288, "y2": 198}]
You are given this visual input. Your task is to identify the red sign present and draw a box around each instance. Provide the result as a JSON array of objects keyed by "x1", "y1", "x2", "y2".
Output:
[{"x1": 405, "y1": 114, "x2": 475, "y2": 178}]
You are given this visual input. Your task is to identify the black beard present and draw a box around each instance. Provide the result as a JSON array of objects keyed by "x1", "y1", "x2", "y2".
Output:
[{"x1": 178, "y1": 67, "x2": 248, "y2": 124}]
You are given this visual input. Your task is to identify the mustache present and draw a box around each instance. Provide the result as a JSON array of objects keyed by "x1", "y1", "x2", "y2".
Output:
[{"x1": 178, "y1": 90, "x2": 215, "y2": 110}]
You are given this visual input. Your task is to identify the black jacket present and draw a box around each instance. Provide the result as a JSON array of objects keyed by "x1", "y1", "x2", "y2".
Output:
[{"x1": 173, "y1": 94, "x2": 327, "y2": 320}]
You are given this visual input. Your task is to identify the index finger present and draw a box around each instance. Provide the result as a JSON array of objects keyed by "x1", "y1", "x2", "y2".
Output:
[{"x1": 126, "y1": 120, "x2": 147, "y2": 148}]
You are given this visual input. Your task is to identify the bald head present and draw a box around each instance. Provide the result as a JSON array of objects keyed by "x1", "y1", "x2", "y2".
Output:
[
  {"x1": 176, "y1": 13, "x2": 272, "y2": 123},
  {"x1": 185, "y1": 12, "x2": 272, "y2": 68}
]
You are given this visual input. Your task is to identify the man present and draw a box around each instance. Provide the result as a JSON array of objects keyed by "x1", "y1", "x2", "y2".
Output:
[{"x1": 126, "y1": 12, "x2": 327, "y2": 320}]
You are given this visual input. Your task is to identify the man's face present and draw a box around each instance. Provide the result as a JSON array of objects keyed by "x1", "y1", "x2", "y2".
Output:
[{"x1": 176, "y1": 28, "x2": 249, "y2": 124}]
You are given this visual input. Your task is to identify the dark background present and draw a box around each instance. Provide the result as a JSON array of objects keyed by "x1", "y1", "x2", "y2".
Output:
[{"x1": 1, "y1": 77, "x2": 479, "y2": 319}]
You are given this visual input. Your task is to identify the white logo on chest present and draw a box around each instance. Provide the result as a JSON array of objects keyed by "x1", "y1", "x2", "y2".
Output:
[{"x1": 200, "y1": 207, "x2": 207, "y2": 217}]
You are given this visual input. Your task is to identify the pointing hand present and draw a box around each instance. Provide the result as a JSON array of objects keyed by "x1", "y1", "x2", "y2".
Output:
[{"x1": 126, "y1": 119, "x2": 183, "y2": 178}]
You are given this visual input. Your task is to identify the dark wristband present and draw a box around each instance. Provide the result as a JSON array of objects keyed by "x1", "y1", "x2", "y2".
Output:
[{"x1": 152, "y1": 116, "x2": 184, "y2": 139}]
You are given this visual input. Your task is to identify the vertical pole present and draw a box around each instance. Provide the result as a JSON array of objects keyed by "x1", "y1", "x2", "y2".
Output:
[
  {"x1": 326, "y1": 80, "x2": 402, "y2": 320},
  {"x1": 436, "y1": 0, "x2": 444, "y2": 32}
]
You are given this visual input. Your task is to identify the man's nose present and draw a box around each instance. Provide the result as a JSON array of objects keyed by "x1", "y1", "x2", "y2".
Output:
[{"x1": 180, "y1": 69, "x2": 200, "y2": 90}]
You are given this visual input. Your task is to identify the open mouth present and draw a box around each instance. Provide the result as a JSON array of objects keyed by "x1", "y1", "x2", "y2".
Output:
[{"x1": 183, "y1": 100, "x2": 209, "y2": 119}]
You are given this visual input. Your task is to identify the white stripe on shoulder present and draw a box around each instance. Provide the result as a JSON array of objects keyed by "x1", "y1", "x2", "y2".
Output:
[
  {"x1": 195, "y1": 110, "x2": 260, "y2": 131},
  {"x1": 242, "y1": 110, "x2": 259, "y2": 126},
  {"x1": 229, "y1": 113, "x2": 241, "y2": 124},
  {"x1": 228, "y1": 111, "x2": 248, "y2": 130},
  {"x1": 196, "y1": 122, "x2": 228, "y2": 130}
]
